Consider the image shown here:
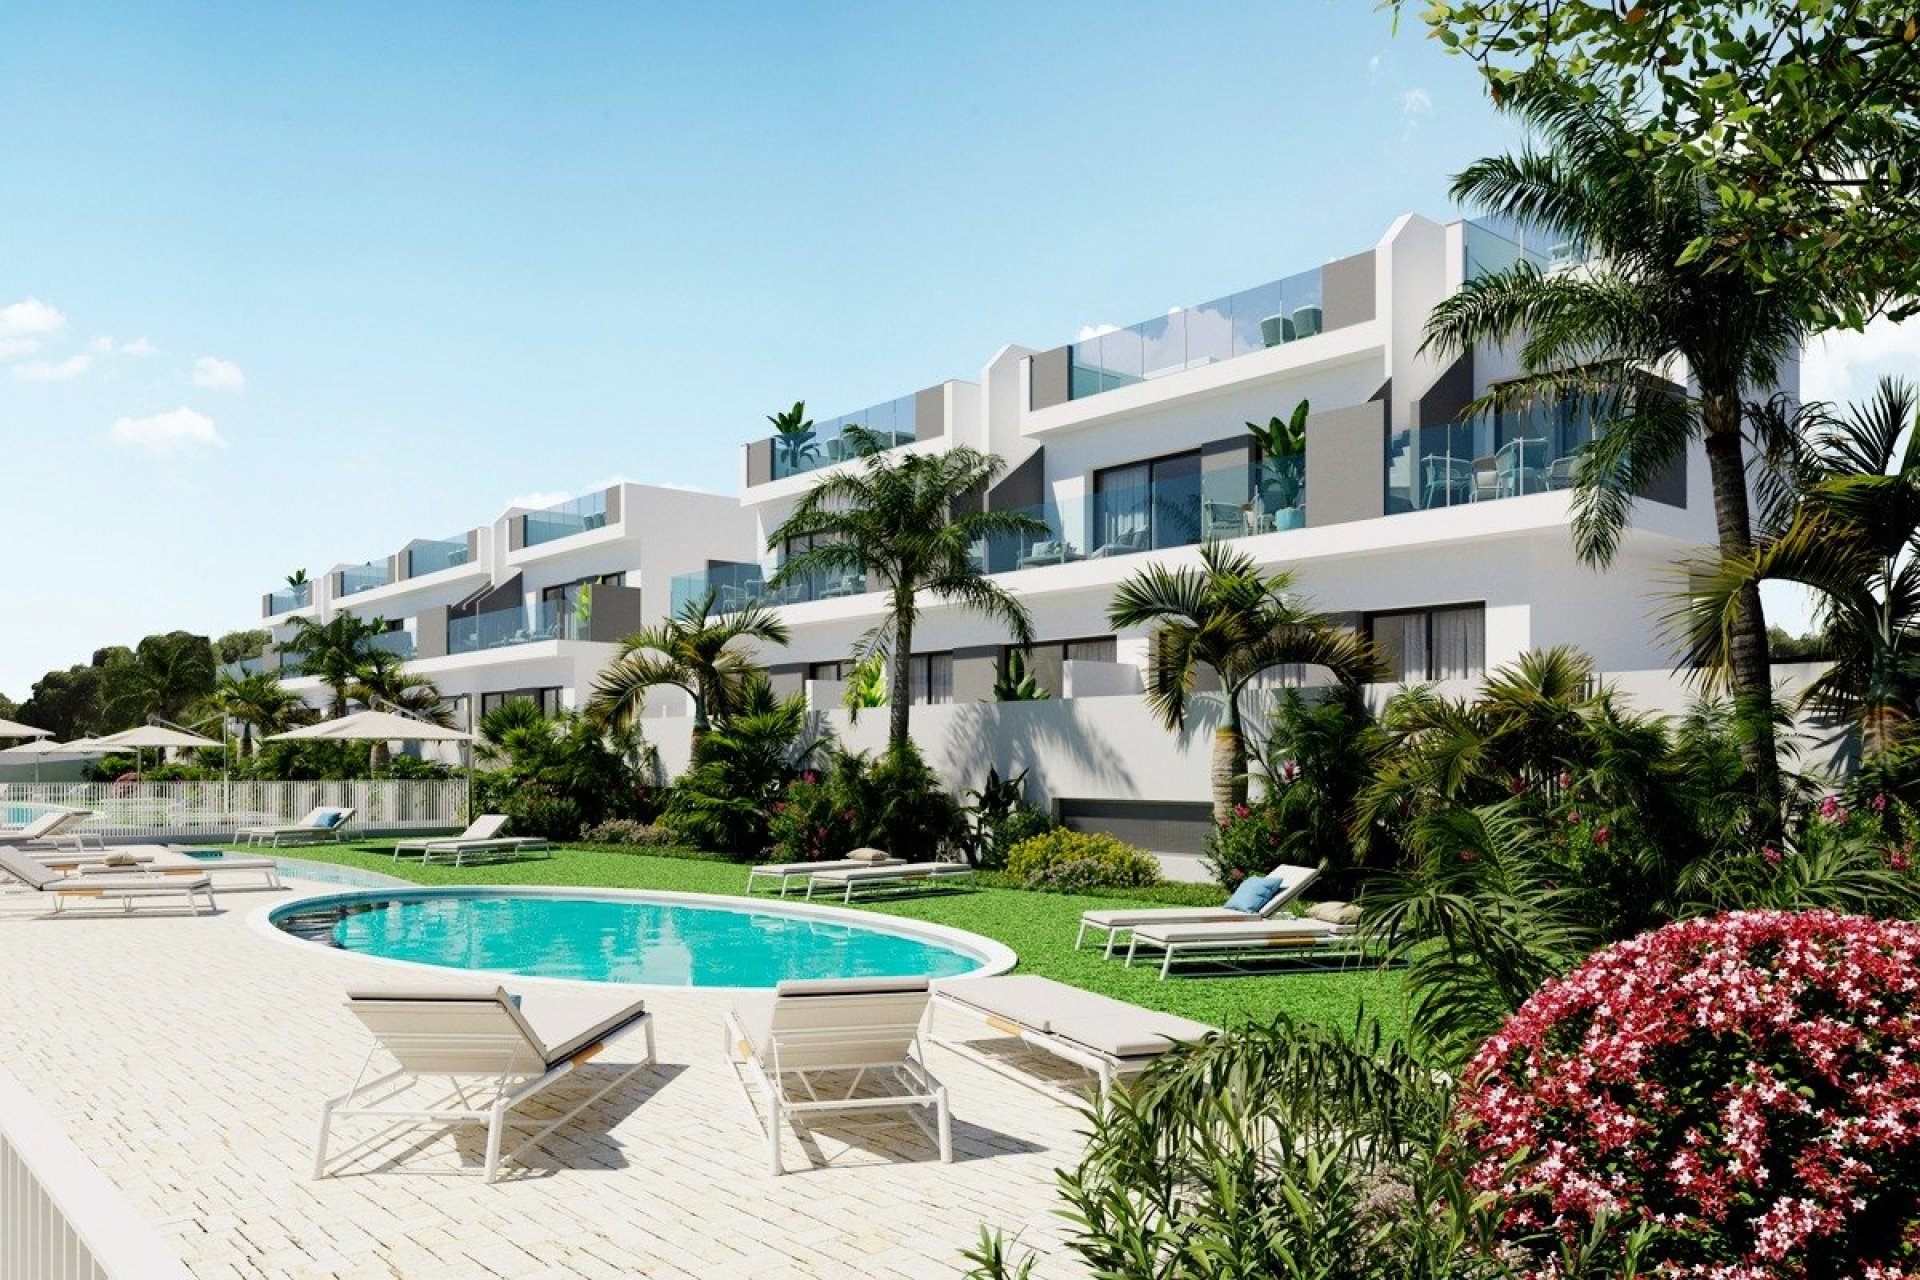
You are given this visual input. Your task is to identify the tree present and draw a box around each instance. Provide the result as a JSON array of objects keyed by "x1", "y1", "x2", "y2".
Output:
[
  {"x1": 17, "y1": 664, "x2": 108, "y2": 741},
  {"x1": 665, "y1": 676, "x2": 828, "y2": 854},
  {"x1": 1682, "y1": 379, "x2": 1920, "y2": 756},
  {"x1": 214, "y1": 629, "x2": 270, "y2": 665},
  {"x1": 768, "y1": 440, "x2": 1047, "y2": 758},
  {"x1": 1108, "y1": 542, "x2": 1384, "y2": 826},
  {"x1": 285, "y1": 613, "x2": 387, "y2": 718},
  {"x1": 1408, "y1": 1, "x2": 1920, "y2": 324},
  {"x1": 99, "y1": 631, "x2": 217, "y2": 728},
  {"x1": 1422, "y1": 79, "x2": 1807, "y2": 813},
  {"x1": 348, "y1": 650, "x2": 454, "y2": 772},
  {"x1": 588, "y1": 588, "x2": 789, "y2": 743},
  {"x1": 210, "y1": 670, "x2": 309, "y2": 757}
]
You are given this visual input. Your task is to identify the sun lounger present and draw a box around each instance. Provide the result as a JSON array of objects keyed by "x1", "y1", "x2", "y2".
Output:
[
  {"x1": 421, "y1": 836, "x2": 552, "y2": 867},
  {"x1": 0, "y1": 808, "x2": 99, "y2": 851},
  {"x1": 0, "y1": 846, "x2": 215, "y2": 916},
  {"x1": 724, "y1": 976, "x2": 950, "y2": 1175},
  {"x1": 239, "y1": 806, "x2": 356, "y2": 847},
  {"x1": 391, "y1": 815, "x2": 508, "y2": 857},
  {"x1": 1125, "y1": 917, "x2": 1360, "y2": 979},
  {"x1": 316, "y1": 985, "x2": 655, "y2": 1183},
  {"x1": 746, "y1": 855, "x2": 906, "y2": 896},
  {"x1": 1076, "y1": 863, "x2": 1321, "y2": 957},
  {"x1": 936, "y1": 975, "x2": 1214, "y2": 1100},
  {"x1": 56, "y1": 847, "x2": 283, "y2": 889},
  {"x1": 803, "y1": 861, "x2": 975, "y2": 903}
]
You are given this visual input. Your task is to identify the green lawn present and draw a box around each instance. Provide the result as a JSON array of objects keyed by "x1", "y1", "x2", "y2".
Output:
[{"x1": 241, "y1": 840, "x2": 1407, "y2": 1037}]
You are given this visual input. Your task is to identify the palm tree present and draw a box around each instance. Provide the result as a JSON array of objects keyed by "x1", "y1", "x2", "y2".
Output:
[
  {"x1": 1422, "y1": 78, "x2": 1814, "y2": 813},
  {"x1": 588, "y1": 588, "x2": 789, "y2": 742},
  {"x1": 349, "y1": 650, "x2": 454, "y2": 772},
  {"x1": 100, "y1": 631, "x2": 218, "y2": 728},
  {"x1": 768, "y1": 442, "x2": 1046, "y2": 758},
  {"x1": 209, "y1": 670, "x2": 308, "y2": 757},
  {"x1": 285, "y1": 613, "x2": 386, "y2": 718},
  {"x1": 1108, "y1": 542, "x2": 1384, "y2": 825},
  {"x1": 1681, "y1": 379, "x2": 1920, "y2": 757}
]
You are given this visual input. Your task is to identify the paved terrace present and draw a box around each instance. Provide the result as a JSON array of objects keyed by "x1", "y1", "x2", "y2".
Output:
[{"x1": 0, "y1": 874, "x2": 1090, "y2": 1279}]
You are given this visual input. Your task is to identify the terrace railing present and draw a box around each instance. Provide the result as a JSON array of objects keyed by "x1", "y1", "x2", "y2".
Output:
[
  {"x1": 0, "y1": 1061, "x2": 193, "y2": 1279},
  {"x1": 0, "y1": 780, "x2": 465, "y2": 840}
]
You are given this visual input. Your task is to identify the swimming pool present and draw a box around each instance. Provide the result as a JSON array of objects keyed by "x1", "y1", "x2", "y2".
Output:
[
  {"x1": 182, "y1": 850, "x2": 411, "y2": 889},
  {"x1": 265, "y1": 887, "x2": 1013, "y2": 987}
]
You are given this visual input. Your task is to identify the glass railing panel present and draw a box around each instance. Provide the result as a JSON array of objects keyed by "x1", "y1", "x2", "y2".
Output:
[
  {"x1": 767, "y1": 394, "x2": 920, "y2": 481},
  {"x1": 370, "y1": 630, "x2": 416, "y2": 660},
  {"x1": 406, "y1": 539, "x2": 469, "y2": 576},
  {"x1": 1228, "y1": 278, "x2": 1288, "y2": 357},
  {"x1": 267, "y1": 584, "x2": 311, "y2": 613},
  {"x1": 338, "y1": 562, "x2": 391, "y2": 596},
  {"x1": 522, "y1": 492, "x2": 609, "y2": 548},
  {"x1": 1386, "y1": 399, "x2": 1594, "y2": 514},
  {"x1": 447, "y1": 600, "x2": 580, "y2": 655}
]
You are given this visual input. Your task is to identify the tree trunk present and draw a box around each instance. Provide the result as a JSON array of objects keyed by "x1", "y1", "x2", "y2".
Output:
[
  {"x1": 370, "y1": 741, "x2": 389, "y2": 775},
  {"x1": 887, "y1": 598, "x2": 914, "y2": 760},
  {"x1": 1702, "y1": 387, "x2": 1779, "y2": 814},
  {"x1": 1211, "y1": 728, "x2": 1245, "y2": 828}
]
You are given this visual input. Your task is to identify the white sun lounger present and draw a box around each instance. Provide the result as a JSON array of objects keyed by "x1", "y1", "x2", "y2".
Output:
[
  {"x1": 804, "y1": 861, "x2": 975, "y2": 903},
  {"x1": 51, "y1": 847, "x2": 284, "y2": 889},
  {"x1": 936, "y1": 975, "x2": 1214, "y2": 1101},
  {"x1": 1125, "y1": 917, "x2": 1360, "y2": 979},
  {"x1": 391, "y1": 815, "x2": 506, "y2": 857},
  {"x1": 0, "y1": 846, "x2": 216, "y2": 916},
  {"x1": 724, "y1": 976, "x2": 950, "y2": 1175},
  {"x1": 1076, "y1": 863, "x2": 1321, "y2": 957},
  {"x1": 0, "y1": 809, "x2": 100, "y2": 851},
  {"x1": 746, "y1": 856, "x2": 905, "y2": 896},
  {"x1": 317, "y1": 985, "x2": 655, "y2": 1184},
  {"x1": 239, "y1": 806, "x2": 356, "y2": 847}
]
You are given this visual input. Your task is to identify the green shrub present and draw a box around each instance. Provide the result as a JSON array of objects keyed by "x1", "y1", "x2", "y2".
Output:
[
  {"x1": 962, "y1": 767, "x2": 1055, "y2": 870},
  {"x1": 764, "y1": 743, "x2": 963, "y2": 864},
  {"x1": 1006, "y1": 828, "x2": 1160, "y2": 891},
  {"x1": 580, "y1": 819, "x2": 680, "y2": 848},
  {"x1": 498, "y1": 784, "x2": 583, "y2": 842}
]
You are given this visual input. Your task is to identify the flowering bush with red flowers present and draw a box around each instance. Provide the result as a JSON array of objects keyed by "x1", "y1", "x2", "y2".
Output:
[
  {"x1": 1202, "y1": 795, "x2": 1287, "y2": 887},
  {"x1": 1455, "y1": 910, "x2": 1920, "y2": 1279}
]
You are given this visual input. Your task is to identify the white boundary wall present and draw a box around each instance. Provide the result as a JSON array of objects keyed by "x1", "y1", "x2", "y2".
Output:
[
  {"x1": 0, "y1": 780, "x2": 465, "y2": 840},
  {"x1": 0, "y1": 1061, "x2": 191, "y2": 1280}
]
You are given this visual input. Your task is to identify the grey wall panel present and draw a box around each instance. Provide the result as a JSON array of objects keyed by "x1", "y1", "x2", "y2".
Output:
[
  {"x1": 584, "y1": 583, "x2": 646, "y2": 642},
  {"x1": 415, "y1": 607, "x2": 450, "y2": 660},
  {"x1": 915, "y1": 385, "x2": 946, "y2": 440},
  {"x1": 466, "y1": 528, "x2": 480, "y2": 562},
  {"x1": 1057, "y1": 799, "x2": 1215, "y2": 855},
  {"x1": 604, "y1": 485, "x2": 622, "y2": 524},
  {"x1": 390, "y1": 551, "x2": 408, "y2": 584},
  {"x1": 1305, "y1": 400, "x2": 1387, "y2": 527},
  {"x1": 767, "y1": 664, "x2": 806, "y2": 699},
  {"x1": 508, "y1": 517, "x2": 525, "y2": 551},
  {"x1": 989, "y1": 449, "x2": 1046, "y2": 510},
  {"x1": 1412, "y1": 351, "x2": 1475, "y2": 427},
  {"x1": 1029, "y1": 347, "x2": 1071, "y2": 411},
  {"x1": 952, "y1": 645, "x2": 1001, "y2": 704},
  {"x1": 457, "y1": 572, "x2": 522, "y2": 618},
  {"x1": 745, "y1": 438, "x2": 773, "y2": 488},
  {"x1": 1639, "y1": 449, "x2": 1688, "y2": 508},
  {"x1": 1321, "y1": 251, "x2": 1377, "y2": 331},
  {"x1": 1202, "y1": 435, "x2": 1254, "y2": 471},
  {"x1": 260, "y1": 593, "x2": 272, "y2": 619}
]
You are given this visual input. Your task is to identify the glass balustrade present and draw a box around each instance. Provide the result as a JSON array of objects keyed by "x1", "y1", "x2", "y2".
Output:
[
  {"x1": 406, "y1": 538, "x2": 469, "y2": 576},
  {"x1": 369, "y1": 630, "x2": 416, "y2": 660},
  {"x1": 522, "y1": 491, "x2": 610, "y2": 548},
  {"x1": 1384, "y1": 398, "x2": 1598, "y2": 515},
  {"x1": 765, "y1": 393, "x2": 919, "y2": 481},
  {"x1": 670, "y1": 560, "x2": 868, "y2": 611},
  {"x1": 1462, "y1": 216, "x2": 1572, "y2": 282},
  {"x1": 267, "y1": 583, "x2": 311, "y2": 613},
  {"x1": 338, "y1": 561, "x2": 392, "y2": 596},
  {"x1": 446, "y1": 600, "x2": 584, "y2": 655},
  {"x1": 1067, "y1": 266, "x2": 1327, "y2": 401}
]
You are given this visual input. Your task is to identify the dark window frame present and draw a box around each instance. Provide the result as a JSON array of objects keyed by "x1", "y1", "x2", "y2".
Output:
[{"x1": 1363, "y1": 602, "x2": 1486, "y2": 682}]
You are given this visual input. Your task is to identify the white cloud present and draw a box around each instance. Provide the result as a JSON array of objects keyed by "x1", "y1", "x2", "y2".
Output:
[
  {"x1": 189, "y1": 355, "x2": 245, "y2": 390},
  {"x1": 120, "y1": 337, "x2": 156, "y2": 356},
  {"x1": 1367, "y1": 54, "x2": 1382, "y2": 80},
  {"x1": 88, "y1": 336, "x2": 112, "y2": 354},
  {"x1": 0, "y1": 297, "x2": 65, "y2": 340},
  {"x1": 1400, "y1": 87, "x2": 1434, "y2": 119},
  {"x1": 1075, "y1": 323, "x2": 1119, "y2": 342},
  {"x1": 1801, "y1": 316, "x2": 1920, "y2": 405},
  {"x1": 14, "y1": 354, "x2": 91, "y2": 382},
  {"x1": 0, "y1": 337, "x2": 39, "y2": 360},
  {"x1": 108, "y1": 407, "x2": 225, "y2": 453}
]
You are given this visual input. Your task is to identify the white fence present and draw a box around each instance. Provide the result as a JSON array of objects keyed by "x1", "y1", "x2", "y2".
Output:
[
  {"x1": 0, "y1": 1062, "x2": 192, "y2": 1280},
  {"x1": 0, "y1": 780, "x2": 466, "y2": 841}
]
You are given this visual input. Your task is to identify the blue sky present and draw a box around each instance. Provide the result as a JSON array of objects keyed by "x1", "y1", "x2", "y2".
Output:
[{"x1": 0, "y1": 1, "x2": 1859, "y2": 698}]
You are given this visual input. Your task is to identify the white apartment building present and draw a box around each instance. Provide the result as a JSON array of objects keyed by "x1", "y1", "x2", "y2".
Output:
[{"x1": 248, "y1": 482, "x2": 758, "y2": 725}]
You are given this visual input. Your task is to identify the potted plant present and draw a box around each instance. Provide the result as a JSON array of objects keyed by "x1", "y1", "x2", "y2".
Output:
[
  {"x1": 768, "y1": 401, "x2": 818, "y2": 475},
  {"x1": 1246, "y1": 400, "x2": 1308, "y2": 531}
]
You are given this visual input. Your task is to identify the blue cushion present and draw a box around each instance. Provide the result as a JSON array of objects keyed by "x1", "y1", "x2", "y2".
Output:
[
  {"x1": 317, "y1": 810, "x2": 346, "y2": 829},
  {"x1": 1224, "y1": 876, "x2": 1284, "y2": 915}
]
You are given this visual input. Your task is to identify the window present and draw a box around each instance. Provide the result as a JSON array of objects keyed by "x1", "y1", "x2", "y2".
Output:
[
  {"x1": 807, "y1": 660, "x2": 847, "y2": 683},
  {"x1": 1367, "y1": 605, "x2": 1485, "y2": 682},
  {"x1": 1093, "y1": 451, "x2": 1203, "y2": 554},
  {"x1": 540, "y1": 572, "x2": 623, "y2": 610},
  {"x1": 908, "y1": 653, "x2": 954, "y2": 705},
  {"x1": 1005, "y1": 636, "x2": 1118, "y2": 696},
  {"x1": 480, "y1": 687, "x2": 563, "y2": 718}
]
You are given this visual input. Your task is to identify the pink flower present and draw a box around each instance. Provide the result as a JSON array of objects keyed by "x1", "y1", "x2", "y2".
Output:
[
  {"x1": 1874, "y1": 793, "x2": 1890, "y2": 813},
  {"x1": 1890, "y1": 850, "x2": 1911, "y2": 872},
  {"x1": 1459, "y1": 849, "x2": 1478, "y2": 863},
  {"x1": 1763, "y1": 846, "x2": 1783, "y2": 867},
  {"x1": 1510, "y1": 776, "x2": 1526, "y2": 796},
  {"x1": 1232, "y1": 804, "x2": 1250, "y2": 820},
  {"x1": 1557, "y1": 771, "x2": 1573, "y2": 790},
  {"x1": 1820, "y1": 794, "x2": 1841, "y2": 820},
  {"x1": 1229, "y1": 869, "x2": 1245, "y2": 882},
  {"x1": 1592, "y1": 825, "x2": 1610, "y2": 845},
  {"x1": 1567, "y1": 809, "x2": 1582, "y2": 824}
]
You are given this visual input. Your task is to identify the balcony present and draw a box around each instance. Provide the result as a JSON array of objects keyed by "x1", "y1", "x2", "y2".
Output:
[
  {"x1": 338, "y1": 560, "x2": 392, "y2": 596},
  {"x1": 405, "y1": 538, "x2": 470, "y2": 576},
  {"x1": 265, "y1": 583, "x2": 311, "y2": 615},
  {"x1": 669, "y1": 560, "x2": 877, "y2": 613},
  {"x1": 1066, "y1": 267, "x2": 1325, "y2": 402},
  {"x1": 1384, "y1": 400, "x2": 1595, "y2": 515},
  {"x1": 760, "y1": 394, "x2": 918, "y2": 482},
  {"x1": 370, "y1": 630, "x2": 417, "y2": 661},
  {"x1": 521, "y1": 492, "x2": 609, "y2": 548},
  {"x1": 447, "y1": 599, "x2": 586, "y2": 656},
  {"x1": 1462, "y1": 216, "x2": 1574, "y2": 283}
]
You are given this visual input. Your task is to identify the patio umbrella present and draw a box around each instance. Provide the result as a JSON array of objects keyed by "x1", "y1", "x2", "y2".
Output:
[
  {"x1": 0, "y1": 717, "x2": 51, "y2": 740},
  {"x1": 75, "y1": 725, "x2": 221, "y2": 780},
  {"x1": 265, "y1": 710, "x2": 472, "y2": 743},
  {"x1": 0, "y1": 737, "x2": 103, "y2": 783}
]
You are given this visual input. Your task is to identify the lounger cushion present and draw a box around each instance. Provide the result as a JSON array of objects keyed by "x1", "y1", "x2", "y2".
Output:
[
  {"x1": 1132, "y1": 919, "x2": 1345, "y2": 944},
  {"x1": 1079, "y1": 906, "x2": 1248, "y2": 929},
  {"x1": 1224, "y1": 876, "x2": 1285, "y2": 914},
  {"x1": 775, "y1": 976, "x2": 931, "y2": 998},
  {"x1": 811, "y1": 862, "x2": 972, "y2": 883},
  {"x1": 942, "y1": 975, "x2": 1213, "y2": 1059},
  {"x1": 55, "y1": 873, "x2": 212, "y2": 893},
  {"x1": 515, "y1": 990, "x2": 650, "y2": 1064}
]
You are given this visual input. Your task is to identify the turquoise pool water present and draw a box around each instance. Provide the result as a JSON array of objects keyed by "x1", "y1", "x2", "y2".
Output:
[
  {"x1": 184, "y1": 850, "x2": 408, "y2": 889},
  {"x1": 271, "y1": 890, "x2": 990, "y2": 987}
]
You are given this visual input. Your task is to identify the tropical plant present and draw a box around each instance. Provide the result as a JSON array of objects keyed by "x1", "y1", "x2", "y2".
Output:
[
  {"x1": 765, "y1": 742, "x2": 962, "y2": 864},
  {"x1": 991, "y1": 649, "x2": 1049, "y2": 701},
  {"x1": 1108, "y1": 542, "x2": 1384, "y2": 825},
  {"x1": 665, "y1": 677, "x2": 827, "y2": 855},
  {"x1": 1246, "y1": 684, "x2": 1385, "y2": 883},
  {"x1": 588, "y1": 587, "x2": 789, "y2": 742},
  {"x1": 841, "y1": 652, "x2": 887, "y2": 717},
  {"x1": 1458, "y1": 910, "x2": 1920, "y2": 1279},
  {"x1": 1422, "y1": 77, "x2": 1813, "y2": 815},
  {"x1": 961, "y1": 767, "x2": 1053, "y2": 870},
  {"x1": 1004, "y1": 828, "x2": 1160, "y2": 890},
  {"x1": 285, "y1": 568, "x2": 309, "y2": 588},
  {"x1": 1247, "y1": 398, "x2": 1309, "y2": 515},
  {"x1": 472, "y1": 703, "x2": 647, "y2": 838},
  {"x1": 347, "y1": 649, "x2": 453, "y2": 772},
  {"x1": 768, "y1": 443, "x2": 1048, "y2": 759},
  {"x1": 285, "y1": 613, "x2": 388, "y2": 718},
  {"x1": 768, "y1": 400, "x2": 819, "y2": 474},
  {"x1": 213, "y1": 629, "x2": 270, "y2": 665},
  {"x1": 96, "y1": 631, "x2": 218, "y2": 729},
  {"x1": 1682, "y1": 379, "x2": 1920, "y2": 757},
  {"x1": 209, "y1": 669, "x2": 309, "y2": 757}
]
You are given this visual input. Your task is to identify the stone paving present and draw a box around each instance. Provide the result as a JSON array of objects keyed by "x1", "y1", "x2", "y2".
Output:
[{"x1": 0, "y1": 876, "x2": 1094, "y2": 1278}]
